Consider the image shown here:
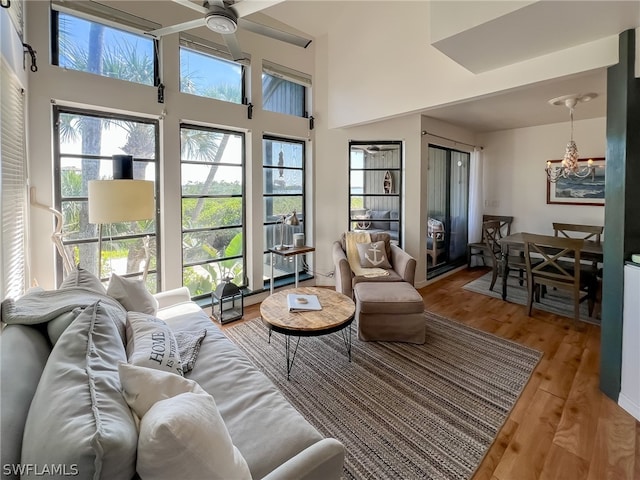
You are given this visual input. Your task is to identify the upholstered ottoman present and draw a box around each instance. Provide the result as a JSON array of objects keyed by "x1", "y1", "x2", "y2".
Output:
[{"x1": 354, "y1": 282, "x2": 425, "y2": 344}]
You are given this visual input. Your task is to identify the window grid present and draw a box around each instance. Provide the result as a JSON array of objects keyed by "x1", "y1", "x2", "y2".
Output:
[
  {"x1": 53, "y1": 106, "x2": 160, "y2": 290},
  {"x1": 262, "y1": 136, "x2": 306, "y2": 285},
  {"x1": 348, "y1": 141, "x2": 403, "y2": 245},
  {"x1": 180, "y1": 124, "x2": 246, "y2": 299}
]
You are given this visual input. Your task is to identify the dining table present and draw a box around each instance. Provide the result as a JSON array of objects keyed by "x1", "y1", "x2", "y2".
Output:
[{"x1": 498, "y1": 232, "x2": 604, "y2": 301}]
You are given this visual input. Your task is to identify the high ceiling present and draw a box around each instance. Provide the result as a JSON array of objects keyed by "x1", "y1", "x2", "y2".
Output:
[{"x1": 260, "y1": 0, "x2": 640, "y2": 132}]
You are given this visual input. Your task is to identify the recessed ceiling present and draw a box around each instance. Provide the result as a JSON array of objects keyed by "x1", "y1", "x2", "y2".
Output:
[{"x1": 420, "y1": 69, "x2": 608, "y2": 132}]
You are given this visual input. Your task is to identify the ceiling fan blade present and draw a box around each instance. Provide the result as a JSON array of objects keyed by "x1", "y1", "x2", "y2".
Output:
[
  {"x1": 147, "y1": 18, "x2": 206, "y2": 37},
  {"x1": 171, "y1": 0, "x2": 209, "y2": 15},
  {"x1": 238, "y1": 18, "x2": 311, "y2": 48},
  {"x1": 232, "y1": 0, "x2": 285, "y2": 18},
  {"x1": 222, "y1": 33, "x2": 246, "y2": 61}
]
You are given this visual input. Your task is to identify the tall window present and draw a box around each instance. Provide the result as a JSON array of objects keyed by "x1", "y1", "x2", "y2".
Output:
[
  {"x1": 262, "y1": 61, "x2": 310, "y2": 118},
  {"x1": 426, "y1": 145, "x2": 470, "y2": 277},
  {"x1": 181, "y1": 125, "x2": 245, "y2": 298},
  {"x1": 179, "y1": 35, "x2": 245, "y2": 104},
  {"x1": 349, "y1": 142, "x2": 403, "y2": 245},
  {"x1": 263, "y1": 137, "x2": 305, "y2": 284},
  {"x1": 54, "y1": 107, "x2": 160, "y2": 290},
  {"x1": 52, "y1": 6, "x2": 158, "y2": 86}
]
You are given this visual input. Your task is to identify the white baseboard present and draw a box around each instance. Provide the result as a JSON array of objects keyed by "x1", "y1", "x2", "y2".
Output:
[{"x1": 618, "y1": 392, "x2": 640, "y2": 422}]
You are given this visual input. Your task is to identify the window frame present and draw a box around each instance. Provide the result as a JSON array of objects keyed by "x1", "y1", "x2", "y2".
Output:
[
  {"x1": 52, "y1": 105, "x2": 161, "y2": 288},
  {"x1": 262, "y1": 61, "x2": 311, "y2": 118},
  {"x1": 262, "y1": 135, "x2": 307, "y2": 287},
  {"x1": 348, "y1": 140, "x2": 403, "y2": 245},
  {"x1": 50, "y1": 5, "x2": 160, "y2": 87},
  {"x1": 179, "y1": 33, "x2": 248, "y2": 105},
  {"x1": 180, "y1": 123, "x2": 247, "y2": 299}
]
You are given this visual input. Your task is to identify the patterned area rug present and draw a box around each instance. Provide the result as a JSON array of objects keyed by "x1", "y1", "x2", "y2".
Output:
[
  {"x1": 463, "y1": 271, "x2": 600, "y2": 325},
  {"x1": 224, "y1": 312, "x2": 541, "y2": 480}
]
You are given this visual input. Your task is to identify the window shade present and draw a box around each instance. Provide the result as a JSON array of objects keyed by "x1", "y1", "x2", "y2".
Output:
[
  {"x1": 262, "y1": 60, "x2": 311, "y2": 87},
  {"x1": 1, "y1": 58, "x2": 27, "y2": 299},
  {"x1": 51, "y1": 0, "x2": 160, "y2": 33},
  {"x1": 180, "y1": 33, "x2": 250, "y2": 66}
]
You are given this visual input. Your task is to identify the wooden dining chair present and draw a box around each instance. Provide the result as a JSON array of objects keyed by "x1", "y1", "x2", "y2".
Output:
[
  {"x1": 482, "y1": 220, "x2": 525, "y2": 291},
  {"x1": 468, "y1": 215, "x2": 513, "y2": 267},
  {"x1": 552, "y1": 223, "x2": 603, "y2": 244},
  {"x1": 522, "y1": 233, "x2": 598, "y2": 324}
]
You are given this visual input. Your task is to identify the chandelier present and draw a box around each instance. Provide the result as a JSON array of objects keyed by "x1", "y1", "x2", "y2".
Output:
[{"x1": 545, "y1": 93, "x2": 598, "y2": 183}]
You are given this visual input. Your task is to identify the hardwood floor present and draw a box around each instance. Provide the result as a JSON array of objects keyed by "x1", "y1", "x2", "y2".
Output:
[{"x1": 227, "y1": 268, "x2": 640, "y2": 479}]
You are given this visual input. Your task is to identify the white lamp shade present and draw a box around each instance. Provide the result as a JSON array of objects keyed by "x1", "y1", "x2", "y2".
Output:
[{"x1": 88, "y1": 180, "x2": 155, "y2": 223}]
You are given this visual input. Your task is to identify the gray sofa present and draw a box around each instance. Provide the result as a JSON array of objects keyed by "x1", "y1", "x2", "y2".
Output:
[
  {"x1": 352, "y1": 209, "x2": 399, "y2": 242},
  {"x1": 1, "y1": 284, "x2": 344, "y2": 480}
]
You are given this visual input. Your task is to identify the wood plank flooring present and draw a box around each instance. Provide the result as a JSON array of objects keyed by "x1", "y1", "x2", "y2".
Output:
[{"x1": 224, "y1": 267, "x2": 640, "y2": 479}]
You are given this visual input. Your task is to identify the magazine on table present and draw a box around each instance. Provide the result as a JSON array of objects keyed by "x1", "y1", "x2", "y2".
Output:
[{"x1": 287, "y1": 294, "x2": 322, "y2": 312}]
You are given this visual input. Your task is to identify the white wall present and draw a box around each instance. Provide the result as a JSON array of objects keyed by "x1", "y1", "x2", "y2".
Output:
[
  {"x1": 325, "y1": 2, "x2": 619, "y2": 129},
  {"x1": 479, "y1": 117, "x2": 606, "y2": 235},
  {"x1": 314, "y1": 31, "x2": 427, "y2": 286}
]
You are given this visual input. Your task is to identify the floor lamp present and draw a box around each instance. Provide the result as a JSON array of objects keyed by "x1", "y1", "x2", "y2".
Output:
[{"x1": 88, "y1": 155, "x2": 154, "y2": 278}]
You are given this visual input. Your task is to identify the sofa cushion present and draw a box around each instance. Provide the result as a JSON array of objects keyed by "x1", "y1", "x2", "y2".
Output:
[
  {"x1": 369, "y1": 210, "x2": 390, "y2": 230},
  {"x1": 126, "y1": 312, "x2": 183, "y2": 376},
  {"x1": 107, "y1": 273, "x2": 159, "y2": 315},
  {"x1": 21, "y1": 301, "x2": 137, "y2": 480},
  {"x1": 1, "y1": 325, "x2": 51, "y2": 479},
  {"x1": 59, "y1": 266, "x2": 106, "y2": 294},
  {"x1": 390, "y1": 210, "x2": 399, "y2": 231},
  {"x1": 159, "y1": 304, "x2": 325, "y2": 480},
  {"x1": 118, "y1": 363, "x2": 251, "y2": 480},
  {"x1": 356, "y1": 241, "x2": 392, "y2": 269},
  {"x1": 354, "y1": 282, "x2": 424, "y2": 314}
]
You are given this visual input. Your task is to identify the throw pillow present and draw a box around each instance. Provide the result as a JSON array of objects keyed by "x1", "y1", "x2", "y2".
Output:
[
  {"x1": 118, "y1": 363, "x2": 252, "y2": 480},
  {"x1": 107, "y1": 273, "x2": 159, "y2": 315},
  {"x1": 59, "y1": 265, "x2": 106, "y2": 294},
  {"x1": 21, "y1": 301, "x2": 137, "y2": 480},
  {"x1": 174, "y1": 328, "x2": 207, "y2": 373},
  {"x1": 356, "y1": 241, "x2": 392, "y2": 269},
  {"x1": 126, "y1": 311, "x2": 183, "y2": 376}
]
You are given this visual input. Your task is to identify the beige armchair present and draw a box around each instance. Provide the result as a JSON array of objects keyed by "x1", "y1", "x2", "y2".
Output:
[{"x1": 332, "y1": 232, "x2": 416, "y2": 298}]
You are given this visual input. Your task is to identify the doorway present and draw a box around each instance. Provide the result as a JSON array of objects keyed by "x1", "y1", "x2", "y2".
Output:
[{"x1": 426, "y1": 145, "x2": 470, "y2": 279}]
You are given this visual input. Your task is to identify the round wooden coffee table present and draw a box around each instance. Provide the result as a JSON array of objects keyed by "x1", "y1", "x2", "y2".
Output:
[{"x1": 260, "y1": 287, "x2": 355, "y2": 379}]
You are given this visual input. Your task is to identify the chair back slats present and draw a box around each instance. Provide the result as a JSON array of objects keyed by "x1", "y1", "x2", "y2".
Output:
[
  {"x1": 483, "y1": 215, "x2": 513, "y2": 238},
  {"x1": 482, "y1": 220, "x2": 503, "y2": 257},
  {"x1": 523, "y1": 234, "x2": 583, "y2": 279},
  {"x1": 552, "y1": 223, "x2": 603, "y2": 244}
]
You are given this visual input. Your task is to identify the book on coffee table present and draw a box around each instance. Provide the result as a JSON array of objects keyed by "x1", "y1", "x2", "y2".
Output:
[{"x1": 287, "y1": 294, "x2": 322, "y2": 312}]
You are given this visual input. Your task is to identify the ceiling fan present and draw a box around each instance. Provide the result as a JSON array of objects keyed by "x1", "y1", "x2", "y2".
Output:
[
  {"x1": 146, "y1": 0, "x2": 312, "y2": 61},
  {"x1": 352, "y1": 145, "x2": 399, "y2": 154}
]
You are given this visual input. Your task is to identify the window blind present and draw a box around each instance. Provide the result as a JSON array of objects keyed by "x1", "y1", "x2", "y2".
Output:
[
  {"x1": 180, "y1": 33, "x2": 251, "y2": 66},
  {"x1": 51, "y1": 0, "x2": 160, "y2": 34},
  {"x1": 1, "y1": 58, "x2": 27, "y2": 299},
  {"x1": 262, "y1": 60, "x2": 311, "y2": 87},
  {"x1": 7, "y1": 0, "x2": 24, "y2": 39}
]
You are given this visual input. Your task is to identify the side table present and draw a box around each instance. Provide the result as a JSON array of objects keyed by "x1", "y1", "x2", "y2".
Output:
[{"x1": 268, "y1": 245, "x2": 315, "y2": 294}]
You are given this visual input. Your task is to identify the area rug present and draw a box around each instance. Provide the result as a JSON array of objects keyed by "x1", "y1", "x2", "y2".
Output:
[
  {"x1": 224, "y1": 312, "x2": 542, "y2": 480},
  {"x1": 463, "y1": 271, "x2": 600, "y2": 325}
]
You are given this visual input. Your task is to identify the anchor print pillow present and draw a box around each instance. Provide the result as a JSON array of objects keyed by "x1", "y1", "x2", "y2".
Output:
[{"x1": 356, "y1": 241, "x2": 392, "y2": 269}]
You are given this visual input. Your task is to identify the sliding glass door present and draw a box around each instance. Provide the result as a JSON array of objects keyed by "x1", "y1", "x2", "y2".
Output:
[{"x1": 426, "y1": 146, "x2": 469, "y2": 278}]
